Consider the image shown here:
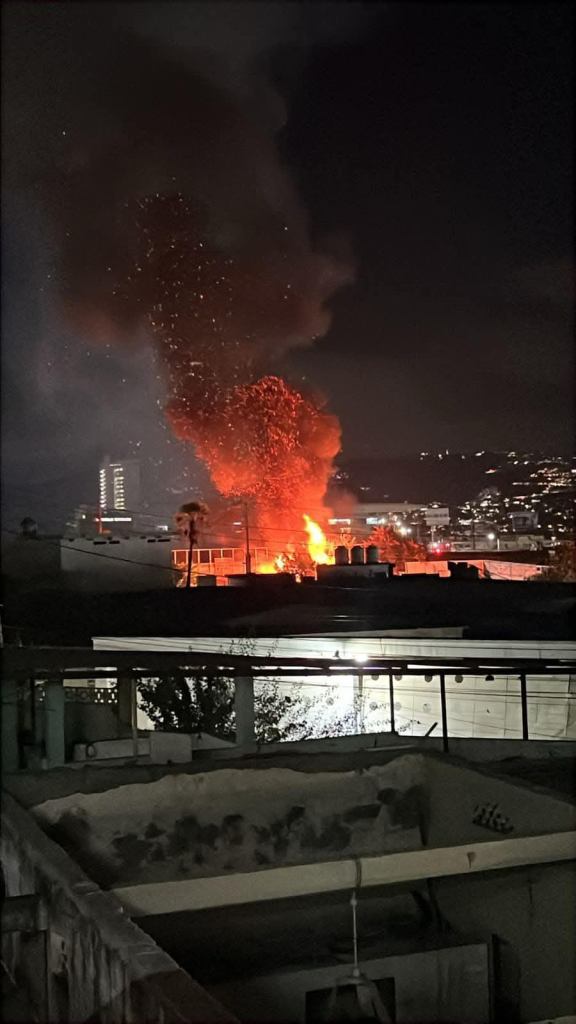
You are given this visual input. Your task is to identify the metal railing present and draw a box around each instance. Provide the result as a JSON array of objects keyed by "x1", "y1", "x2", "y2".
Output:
[{"x1": 2, "y1": 648, "x2": 575, "y2": 770}]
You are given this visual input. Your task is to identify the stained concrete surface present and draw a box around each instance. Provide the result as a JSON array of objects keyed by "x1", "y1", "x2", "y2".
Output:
[{"x1": 30, "y1": 758, "x2": 425, "y2": 888}]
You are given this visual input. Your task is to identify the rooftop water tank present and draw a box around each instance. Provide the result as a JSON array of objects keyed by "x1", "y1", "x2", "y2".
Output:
[
  {"x1": 335, "y1": 545, "x2": 349, "y2": 565},
  {"x1": 351, "y1": 545, "x2": 365, "y2": 565},
  {"x1": 366, "y1": 544, "x2": 379, "y2": 565}
]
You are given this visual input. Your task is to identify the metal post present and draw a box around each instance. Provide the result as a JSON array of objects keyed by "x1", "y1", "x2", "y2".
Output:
[
  {"x1": 186, "y1": 524, "x2": 194, "y2": 588},
  {"x1": 129, "y1": 676, "x2": 138, "y2": 758},
  {"x1": 243, "y1": 503, "x2": 252, "y2": 575},
  {"x1": 1, "y1": 679, "x2": 20, "y2": 772},
  {"x1": 520, "y1": 673, "x2": 529, "y2": 740},
  {"x1": 388, "y1": 672, "x2": 396, "y2": 734},
  {"x1": 235, "y1": 675, "x2": 255, "y2": 745},
  {"x1": 30, "y1": 678, "x2": 38, "y2": 746},
  {"x1": 45, "y1": 677, "x2": 66, "y2": 767},
  {"x1": 355, "y1": 671, "x2": 364, "y2": 734},
  {"x1": 439, "y1": 673, "x2": 449, "y2": 753}
]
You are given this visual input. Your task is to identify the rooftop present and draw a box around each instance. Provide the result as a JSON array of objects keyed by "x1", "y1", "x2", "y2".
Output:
[{"x1": 4, "y1": 578, "x2": 575, "y2": 643}]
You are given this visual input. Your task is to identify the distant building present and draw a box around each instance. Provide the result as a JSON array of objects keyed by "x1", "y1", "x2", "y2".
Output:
[
  {"x1": 328, "y1": 503, "x2": 450, "y2": 541},
  {"x1": 98, "y1": 455, "x2": 141, "y2": 513},
  {"x1": 509, "y1": 509, "x2": 539, "y2": 531},
  {"x1": 60, "y1": 535, "x2": 177, "y2": 591}
]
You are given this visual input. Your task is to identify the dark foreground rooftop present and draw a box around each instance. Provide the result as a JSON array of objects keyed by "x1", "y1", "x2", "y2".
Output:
[{"x1": 3, "y1": 577, "x2": 575, "y2": 644}]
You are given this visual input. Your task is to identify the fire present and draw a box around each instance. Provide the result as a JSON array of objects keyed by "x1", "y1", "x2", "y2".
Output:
[
  {"x1": 303, "y1": 514, "x2": 331, "y2": 565},
  {"x1": 104, "y1": 198, "x2": 347, "y2": 571},
  {"x1": 257, "y1": 554, "x2": 288, "y2": 575},
  {"x1": 255, "y1": 524, "x2": 332, "y2": 577}
]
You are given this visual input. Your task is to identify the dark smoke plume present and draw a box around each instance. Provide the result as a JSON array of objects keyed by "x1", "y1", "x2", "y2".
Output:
[
  {"x1": 36, "y1": 28, "x2": 352, "y2": 534},
  {"x1": 46, "y1": 33, "x2": 351, "y2": 355}
]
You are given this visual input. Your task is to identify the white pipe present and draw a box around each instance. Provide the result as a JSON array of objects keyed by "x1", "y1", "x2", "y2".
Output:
[{"x1": 112, "y1": 830, "x2": 576, "y2": 918}]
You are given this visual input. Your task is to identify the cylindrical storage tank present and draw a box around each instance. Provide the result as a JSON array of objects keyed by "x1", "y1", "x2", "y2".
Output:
[
  {"x1": 335, "y1": 545, "x2": 349, "y2": 566},
  {"x1": 366, "y1": 544, "x2": 379, "y2": 565},
  {"x1": 350, "y1": 545, "x2": 365, "y2": 565}
]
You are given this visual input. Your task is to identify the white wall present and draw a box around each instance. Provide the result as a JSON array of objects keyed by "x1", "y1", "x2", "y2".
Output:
[{"x1": 60, "y1": 536, "x2": 177, "y2": 590}]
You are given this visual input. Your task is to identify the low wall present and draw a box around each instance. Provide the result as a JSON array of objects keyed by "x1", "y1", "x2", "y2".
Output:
[{"x1": 0, "y1": 792, "x2": 236, "y2": 1023}]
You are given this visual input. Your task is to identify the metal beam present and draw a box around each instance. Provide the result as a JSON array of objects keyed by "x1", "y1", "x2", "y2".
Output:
[
  {"x1": 439, "y1": 672, "x2": 449, "y2": 753},
  {"x1": 113, "y1": 830, "x2": 576, "y2": 917},
  {"x1": 4, "y1": 647, "x2": 575, "y2": 679},
  {"x1": 520, "y1": 673, "x2": 529, "y2": 740}
]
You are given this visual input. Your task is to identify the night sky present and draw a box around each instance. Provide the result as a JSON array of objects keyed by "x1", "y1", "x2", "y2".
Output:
[{"x1": 2, "y1": 3, "x2": 573, "y2": 525}]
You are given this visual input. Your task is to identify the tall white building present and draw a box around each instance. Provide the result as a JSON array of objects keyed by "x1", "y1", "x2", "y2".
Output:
[{"x1": 98, "y1": 456, "x2": 141, "y2": 513}]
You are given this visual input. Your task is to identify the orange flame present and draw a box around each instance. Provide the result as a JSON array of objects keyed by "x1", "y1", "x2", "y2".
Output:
[
  {"x1": 303, "y1": 514, "x2": 331, "y2": 565},
  {"x1": 258, "y1": 554, "x2": 288, "y2": 574}
]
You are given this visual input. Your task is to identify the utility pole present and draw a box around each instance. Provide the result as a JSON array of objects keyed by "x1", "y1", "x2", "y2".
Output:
[
  {"x1": 243, "y1": 502, "x2": 252, "y2": 574},
  {"x1": 186, "y1": 519, "x2": 195, "y2": 589}
]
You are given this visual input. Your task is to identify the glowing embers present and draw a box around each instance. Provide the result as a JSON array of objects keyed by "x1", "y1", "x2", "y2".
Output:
[
  {"x1": 119, "y1": 196, "x2": 344, "y2": 564},
  {"x1": 167, "y1": 375, "x2": 340, "y2": 545}
]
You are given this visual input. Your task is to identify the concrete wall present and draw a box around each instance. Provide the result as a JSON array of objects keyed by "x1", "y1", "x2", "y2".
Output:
[
  {"x1": 25, "y1": 749, "x2": 576, "y2": 892},
  {"x1": 60, "y1": 536, "x2": 177, "y2": 591},
  {"x1": 433, "y1": 863, "x2": 576, "y2": 1022},
  {"x1": 30, "y1": 756, "x2": 426, "y2": 888},
  {"x1": 425, "y1": 756, "x2": 576, "y2": 848},
  {"x1": 0, "y1": 792, "x2": 236, "y2": 1023},
  {"x1": 209, "y1": 942, "x2": 491, "y2": 1024},
  {"x1": 146, "y1": 859, "x2": 575, "y2": 1024}
]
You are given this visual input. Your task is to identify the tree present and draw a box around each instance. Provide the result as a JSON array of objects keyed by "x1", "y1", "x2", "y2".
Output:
[
  {"x1": 138, "y1": 674, "x2": 418, "y2": 743},
  {"x1": 367, "y1": 525, "x2": 427, "y2": 570},
  {"x1": 538, "y1": 541, "x2": 576, "y2": 582},
  {"x1": 174, "y1": 501, "x2": 208, "y2": 587},
  {"x1": 138, "y1": 673, "x2": 304, "y2": 743}
]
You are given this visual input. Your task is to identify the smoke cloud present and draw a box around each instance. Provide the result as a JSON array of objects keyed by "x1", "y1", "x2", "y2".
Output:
[{"x1": 37, "y1": 26, "x2": 352, "y2": 533}]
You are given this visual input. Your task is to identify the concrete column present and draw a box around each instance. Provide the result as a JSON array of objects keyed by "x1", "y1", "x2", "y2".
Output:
[
  {"x1": 44, "y1": 677, "x2": 65, "y2": 767},
  {"x1": 234, "y1": 675, "x2": 255, "y2": 745},
  {"x1": 1, "y1": 679, "x2": 19, "y2": 772},
  {"x1": 117, "y1": 674, "x2": 138, "y2": 756}
]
